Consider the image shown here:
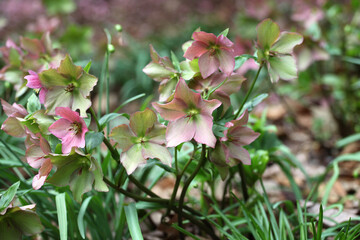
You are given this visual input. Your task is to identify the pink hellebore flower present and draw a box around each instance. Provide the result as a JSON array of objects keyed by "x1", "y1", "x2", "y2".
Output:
[
  {"x1": 25, "y1": 136, "x2": 53, "y2": 190},
  {"x1": 184, "y1": 31, "x2": 235, "y2": 78},
  {"x1": 210, "y1": 111, "x2": 260, "y2": 179},
  {"x1": 24, "y1": 70, "x2": 47, "y2": 104},
  {"x1": 0, "y1": 99, "x2": 28, "y2": 137},
  {"x1": 153, "y1": 78, "x2": 221, "y2": 148},
  {"x1": 48, "y1": 107, "x2": 88, "y2": 154}
]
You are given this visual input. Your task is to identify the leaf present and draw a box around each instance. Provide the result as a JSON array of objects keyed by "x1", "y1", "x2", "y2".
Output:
[
  {"x1": 85, "y1": 131, "x2": 104, "y2": 152},
  {"x1": 336, "y1": 133, "x2": 360, "y2": 148},
  {"x1": 56, "y1": 193, "x2": 68, "y2": 240},
  {"x1": 234, "y1": 54, "x2": 258, "y2": 70},
  {"x1": 0, "y1": 181, "x2": 20, "y2": 212},
  {"x1": 83, "y1": 60, "x2": 92, "y2": 73},
  {"x1": 99, "y1": 113, "x2": 123, "y2": 130},
  {"x1": 171, "y1": 51, "x2": 181, "y2": 72},
  {"x1": 218, "y1": 28, "x2": 229, "y2": 37},
  {"x1": 77, "y1": 196, "x2": 93, "y2": 239},
  {"x1": 27, "y1": 93, "x2": 41, "y2": 114},
  {"x1": 124, "y1": 203, "x2": 144, "y2": 240},
  {"x1": 243, "y1": 93, "x2": 268, "y2": 112}
]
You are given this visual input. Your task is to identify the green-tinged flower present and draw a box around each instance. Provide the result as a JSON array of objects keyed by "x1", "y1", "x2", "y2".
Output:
[
  {"x1": 110, "y1": 108, "x2": 172, "y2": 174},
  {"x1": 256, "y1": 18, "x2": 303, "y2": 83},
  {"x1": 39, "y1": 54, "x2": 97, "y2": 117},
  {"x1": 0, "y1": 183, "x2": 44, "y2": 239},
  {"x1": 46, "y1": 149, "x2": 108, "y2": 202}
]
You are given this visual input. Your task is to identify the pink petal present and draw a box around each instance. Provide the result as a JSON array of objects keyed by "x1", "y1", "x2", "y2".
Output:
[
  {"x1": 217, "y1": 35, "x2": 234, "y2": 48},
  {"x1": 32, "y1": 158, "x2": 52, "y2": 190},
  {"x1": 1, "y1": 117, "x2": 26, "y2": 137},
  {"x1": 48, "y1": 118, "x2": 72, "y2": 139},
  {"x1": 198, "y1": 51, "x2": 219, "y2": 78},
  {"x1": 166, "y1": 118, "x2": 196, "y2": 147},
  {"x1": 109, "y1": 124, "x2": 136, "y2": 152},
  {"x1": 192, "y1": 31, "x2": 217, "y2": 44},
  {"x1": 227, "y1": 144, "x2": 251, "y2": 165},
  {"x1": 1, "y1": 99, "x2": 28, "y2": 117},
  {"x1": 26, "y1": 144, "x2": 46, "y2": 169},
  {"x1": 55, "y1": 107, "x2": 81, "y2": 122},
  {"x1": 39, "y1": 88, "x2": 47, "y2": 104},
  {"x1": 194, "y1": 114, "x2": 217, "y2": 148},
  {"x1": 62, "y1": 134, "x2": 84, "y2": 154},
  {"x1": 25, "y1": 70, "x2": 42, "y2": 89},
  {"x1": 228, "y1": 126, "x2": 260, "y2": 145},
  {"x1": 183, "y1": 41, "x2": 209, "y2": 60},
  {"x1": 218, "y1": 49, "x2": 235, "y2": 76},
  {"x1": 152, "y1": 99, "x2": 187, "y2": 121},
  {"x1": 198, "y1": 98, "x2": 221, "y2": 116},
  {"x1": 173, "y1": 78, "x2": 201, "y2": 107}
]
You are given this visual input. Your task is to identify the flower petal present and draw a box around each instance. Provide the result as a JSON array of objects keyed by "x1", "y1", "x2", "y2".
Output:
[
  {"x1": 227, "y1": 144, "x2": 251, "y2": 165},
  {"x1": 152, "y1": 98, "x2": 187, "y2": 121},
  {"x1": 32, "y1": 158, "x2": 52, "y2": 190},
  {"x1": 166, "y1": 118, "x2": 196, "y2": 147},
  {"x1": 55, "y1": 107, "x2": 80, "y2": 122},
  {"x1": 130, "y1": 108, "x2": 157, "y2": 137},
  {"x1": 142, "y1": 142, "x2": 172, "y2": 166},
  {"x1": 25, "y1": 70, "x2": 42, "y2": 89},
  {"x1": 198, "y1": 98, "x2": 222, "y2": 116},
  {"x1": 26, "y1": 144, "x2": 45, "y2": 169},
  {"x1": 48, "y1": 118, "x2": 72, "y2": 139},
  {"x1": 121, "y1": 144, "x2": 146, "y2": 174},
  {"x1": 218, "y1": 49, "x2": 235, "y2": 76},
  {"x1": 194, "y1": 114, "x2": 217, "y2": 148},
  {"x1": 61, "y1": 134, "x2": 84, "y2": 154},
  {"x1": 268, "y1": 55, "x2": 298, "y2": 82},
  {"x1": 256, "y1": 18, "x2": 280, "y2": 49},
  {"x1": 39, "y1": 88, "x2": 47, "y2": 104},
  {"x1": 1, "y1": 117, "x2": 26, "y2": 137},
  {"x1": 71, "y1": 90, "x2": 92, "y2": 117},
  {"x1": 1, "y1": 99, "x2": 27, "y2": 117},
  {"x1": 271, "y1": 32, "x2": 303, "y2": 54},
  {"x1": 228, "y1": 126, "x2": 260, "y2": 145},
  {"x1": 198, "y1": 51, "x2": 219, "y2": 78},
  {"x1": 147, "y1": 124, "x2": 167, "y2": 145},
  {"x1": 192, "y1": 31, "x2": 217, "y2": 45},
  {"x1": 110, "y1": 124, "x2": 136, "y2": 151},
  {"x1": 44, "y1": 87, "x2": 72, "y2": 115},
  {"x1": 183, "y1": 41, "x2": 209, "y2": 60}
]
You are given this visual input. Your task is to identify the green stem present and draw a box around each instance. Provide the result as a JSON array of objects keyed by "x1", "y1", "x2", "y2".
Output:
[
  {"x1": 206, "y1": 77, "x2": 228, "y2": 99},
  {"x1": 234, "y1": 64, "x2": 263, "y2": 119},
  {"x1": 238, "y1": 163, "x2": 249, "y2": 201},
  {"x1": 89, "y1": 107, "x2": 101, "y2": 131},
  {"x1": 178, "y1": 144, "x2": 207, "y2": 239}
]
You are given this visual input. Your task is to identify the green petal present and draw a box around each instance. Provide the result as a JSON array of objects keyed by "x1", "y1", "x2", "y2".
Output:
[
  {"x1": 32, "y1": 110, "x2": 55, "y2": 135},
  {"x1": 257, "y1": 19, "x2": 280, "y2": 50},
  {"x1": 1, "y1": 117, "x2": 26, "y2": 137},
  {"x1": 44, "y1": 87, "x2": 72, "y2": 115},
  {"x1": 39, "y1": 69, "x2": 70, "y2": 88},
  {"x1": 90, "y1": 157, "x2": 109, "y2": 192},
  {"x1": 143, "y1": 62, "x2": 175, "y2": 81},
  {"x1": 69, "y1": 168, "x2": 94, "y2": 203},
  {"x1": 58, "y1": 55, "x2": 83, "y2": 80},
  {"x1": 109, "y1": 124, "x2": 136, "y2": 151},
  {"x1": 0, "y1": 220, "x2": 22, "y2": 239},
  {"x1": 72, "y1": 90, "x2": 92, "y2": 117},
  {"x1": 77, "y1": 72, "x2": 98, "y2": 97},
  {"x1": 268, "y1": 55, "x2": 298, "y2": 82},
  {"x1": 8, "y1": 207, "x2": 44, "y2": 235},
  {"x1": 129, "y1": 108, "x2": 156, "y2": 137},
  {"x1": 142, "y1": 142, "x2": 172, "y2": 167},
  {"x1": 271, "y1": 32, "x2": 303, "y2": 54},
  {"x1": 121, "y1": 144, "x2": 145, "y2": 174}
]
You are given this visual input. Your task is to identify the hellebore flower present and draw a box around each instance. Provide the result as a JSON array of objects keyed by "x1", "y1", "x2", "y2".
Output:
[
  {"x1": 24, "y1": 70, "x2": 47, "y2": 104},
  {"x1": 143, "y1": 45, "x2": 179, "y2": 102},
  {"x1": 153, "y1": 78, "x2": 221, "y2": 148},
  {"x1": 188, "y1": 72, "x2": 245, "y2": 110},
  {"x1": 256, "y1": 19, "x2": 303, "y2": 83},
  {"x1": 48, "y1": 107, "x2": 88, "y2": 154},
  {"x1": 110, "y1": 108, "x2": 171, "y2": 174},
  {"x1": 184, "y1": 31, "x2": 235, "y2": 78},
  {"x1": 210, "y1": 111, "x2": 260, "y2": 179},
  {"x1": 0, "y1": 99, "x2": 28, "y2": 137},
  {"x1": 25, "y1": 136, "x2": 52, "y2": 190},
  {"x1": 38, "y1": 54, "x2": 97, "y2": 117}
]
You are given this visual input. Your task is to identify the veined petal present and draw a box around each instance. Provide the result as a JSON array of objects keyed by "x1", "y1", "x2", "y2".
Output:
[
  {"x1": 110, "y1": 124, "x2": 136, "y2": 151},
  {"x1": 183, "y1": 41, "x2": 209, "y2": 60},
  {"x1": 77, "y1": 72, "x2": 98, "y2": 97},
  {"x1": 1, "y1": 117, "x2": 26, "y2": 137},
  {"x1": 1, "y1": 99, "x2": 28, "y2": 117},
  {"x1": 166, "y1": 117, "x2": 196, "y2": 147},
  {"x1": 227, "y1": 144, "x2": 251, "y2": 165},
  {"x1": 268, "y1": 55, "x2": 298, "y2": 82},
  {"x1": 147, "y1": 124, "x2": 167, "y2": 145},
  {"x1": 173, "y1": 78, "x2": 201, "y2": 107},
  {"x1": 72, "y1": 90, "x2": 92, "y2": 117},
  {"x1": 218, "y1": 49, "x2": 235, "y2": 76},
  {"x1": 152, "y1": 99, "x2": 187, "y2": 121},
  {"x1": 44, "y1": 87, "x2": 72, "y2": 115},
  {"x1": 142, "y1": 142, "x2": 172, "y2": 166},
  {"x1": 32, "y1": 158, "x2": 52, "y2": 190},
  {"x1": 192, "y1": 31, "x2": 217, "y2": 45},
  {"x1": 39, "y1": 88, "x2": 47, "y2": 104},
  {"x1": 198, "y1": 52, "x2": 219, "y2": 78},
  {"x1": 198, "y1": 98, "x2": 222, "y2": 116},
  {"x1": 217, "y1": 35, "x2": 234, "y2": 48},
  {"x1": 194, "y1": 114, "x2": 217, "y2": 148},
  {"x1": 55, "y1": 107, "x2": 81, "y2": 122},
  {"x1": 228, "y1": 126, "x2": 260, "y2": 145},
  {"x1": 271, "y1": 32, "x2": 303, "y2": 54},
  {"x1": 61, "y1": 134, "x2": 84, "y2": 154},
  {"x1": 121, "y1": 144, "x2": 145, "y2": 174},
  {"x1": 48, "y1": 118, "x2": 72, "y2": 139},
  {"x1": 26, "y1": 144, "x2": 45, "y2": 169},
  {"x1": 257, "y1": 18, "x2": 280, "y2": 50},
  {"x1": 129, "y1": 108, "x2": 157, "y2": 137}
]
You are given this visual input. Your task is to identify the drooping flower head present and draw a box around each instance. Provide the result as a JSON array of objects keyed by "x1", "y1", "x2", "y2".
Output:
[
  {"x1": 38, "y1": 55, "x2": 97, "y2": 117},
  {"x1": 184, "y1": 31, "x2": 235, "y2": 78},
  {"x1": 210, "y1": 111, "x2": 260, "y2": 179},
  {"x1": 256, "y1": 19, "x2": 303, "y2": 83},
  {"x1": 110, "y1": 108, "x2": 171, "y2": 174},
  {"x1": 24, "y1": 70, "x2": 47, "y2": 104},
  {"x1": 48, "y1": 107, "x2": 88, "y2": 154},
  {"x1": 153, "y1": 78, "x2": 221, "y2": 148}
]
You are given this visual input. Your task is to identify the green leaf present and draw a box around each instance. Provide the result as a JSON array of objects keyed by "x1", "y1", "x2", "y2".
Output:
[
  {"x1": 336, "y1": 133, "x2": 360, "y2": 148},
  {"x1": 243, "y1": 93, "x2": 268, "y2": 112},
  {"x1": 171, "y1": 51, "x2": 181, "y2": 72},
  {"x1": 85, "y1": 131, "x2": 104, "y2": 152},
  {"x1": 218, "y1": 28, "x2": 229, "y2": 37},
  {"x1": 0, "y1": 181, "x2": 20, "y2": 212},
  {"x1": 234, "y1": 54, "x2": 258, "y2": 70},
  {"x1": 124, "y1": 203, "x2": 144, "y2": 240},
  {"x1": 27, "y1": 93, "x2": 41, "y2": 114},
  {"x1": 99, "y1": 113, "x2": 124, "y2": 130},
  {"x1": 77, "y1": 196, "x2": 93, "y2": 239},
  {"x1": 83, "y1": 60, "x2": 92, "y2": 73},
  {"x1": 56, "y1": 193, "x2": 68, "y2": 240},
  {"x1": 257, "y1": 19, "x2": 280, "y2": 49}
]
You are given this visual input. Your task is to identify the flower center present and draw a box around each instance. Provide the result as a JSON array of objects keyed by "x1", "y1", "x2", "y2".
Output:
[
  {"x1": 208, "y1": 43, "x2": 220, "y2": 56},
  {"x1": 135, "y1": 137, "x2": 148, "y2": 144},
  {"x1": 65, "y1": 83, "x2": 75, "y2": 92},
  {"x1": 186, "y1": 108, "x2": 199, "y2": 118},
  {"x1": 70, "y1": 122, "x2": 82, "y2": 135}
]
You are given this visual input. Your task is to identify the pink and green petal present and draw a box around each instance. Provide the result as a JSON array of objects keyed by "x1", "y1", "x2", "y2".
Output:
[
  {"x1": 173, "y1": 78, "x2": 201, "y2": 107},
  {"x1": 48, "y1": 118, "x2": 72, "y2": 139},
  {"x1": 271, "y1": 32, "x2": 303, "y2": 54},
  {"x1": 198, "y1": 98, "x2": 222, "y2": 116},
  {"x1": 25, "y1": 145, "x2": 46, "y2": 169},
  {"x1": 217, "y1": 35, "x2": 234, "y2": 48},
  {"x1": 147, "y1": 125, "x2": 167, "y2": 145},
  {"x1": 152, "y1": 99, "x2": 187, "y2": 121},
  {"x1": 71, "y1": 90, "x2": 92, "y2": 117},
  {"x1": 192, "y1": 31, "x2": 217, "y2": 45},
  {"x1": 228, "y1": 126, "x2": 260, "y2": 145},
  {"x1": 129, "y1": 108, "x2": 157, "y2": 137},
  {"x1": 166, "y1": 118, "x2": 196, "y2": 147},
  {"x1": 55, "y1": 107, "x2": 81, "y2": 122},
  {"x1": 38, "y1": 68, "x2": 70, "y2": 88},
  {"x1": 184, "y1": 41, "x2": 209, "y2": 60},
  {"x1": 198, "y1": 52, "x2": 219, "y2": 78},
  {"x1": 227, "y1": 144, "x2": 251, "y2": 165},
  {"x1": 58, "y1": 55, "x2": 83, "y2": 80},
  {"x1": 44, "y1": 87, "x2": 72, "y2": 115},
  {"x1": 158, "y1": 78, "x2": 178, "y2": 102},
  {"x1": 1, "y1": 99, "x2": 28, "y2": 117},
  {"x1": 218, "y1": 49, "x2": 235, "y2": 76},
  {"x1": 1, "y1": 117, "x2": 26, "y2": 137},
  {"x1": 110, "y1": 125, "x2": 137, "y2": 151},
  {"x1": 194, "y1": 115, "x2": 217, "y2": 148},
  {"x1": 142, "y1": 142, "x2": 172, "y2": 166},
  {"x1": 77, "y1": 73, "x2": 98, "y2": 97},
  {"x1": 32, "y1": 158, "x2": 52, "y2": 190},
  {"x1": 62, "y1": 134, "x2": 85, "y2": 154}
]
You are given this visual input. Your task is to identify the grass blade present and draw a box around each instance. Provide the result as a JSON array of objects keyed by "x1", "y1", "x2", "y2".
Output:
[
  {"x1": 124, "y1": 202, "x2": 144, "y2": 240},
  {"x1": 56, "y1": 193, "x2": 68, "y2": 240},
  {"x1": 77, "y1": 196, "x2": 93, "y2": 239}
]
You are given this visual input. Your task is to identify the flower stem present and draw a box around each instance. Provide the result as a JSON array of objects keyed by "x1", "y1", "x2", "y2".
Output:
[
  {"x1": 206, "y1": 77, "x2": 228, "y2": 99},
  {"x1": 234, "y1": 64, "x2": 263, "y2": 119},
  {"x1": 238, "y1": 163, "x2": 249, "y2": 201},
  {"x1": 178, "y1": 144, "x2": 207, "y2": 240}
]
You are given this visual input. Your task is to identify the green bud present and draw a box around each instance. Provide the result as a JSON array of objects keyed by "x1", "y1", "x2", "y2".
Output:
[
  {"x1": 107, "y1": 44, "x2": 115, "y2": 53},
  {"x1": 115, "y1": 24, "x2": 123, "y2": 32}
]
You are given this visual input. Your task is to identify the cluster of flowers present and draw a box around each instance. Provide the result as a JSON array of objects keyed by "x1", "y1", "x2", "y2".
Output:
[{"x1": 1, "y1": 19, "x2": 302, "y2": 201}]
